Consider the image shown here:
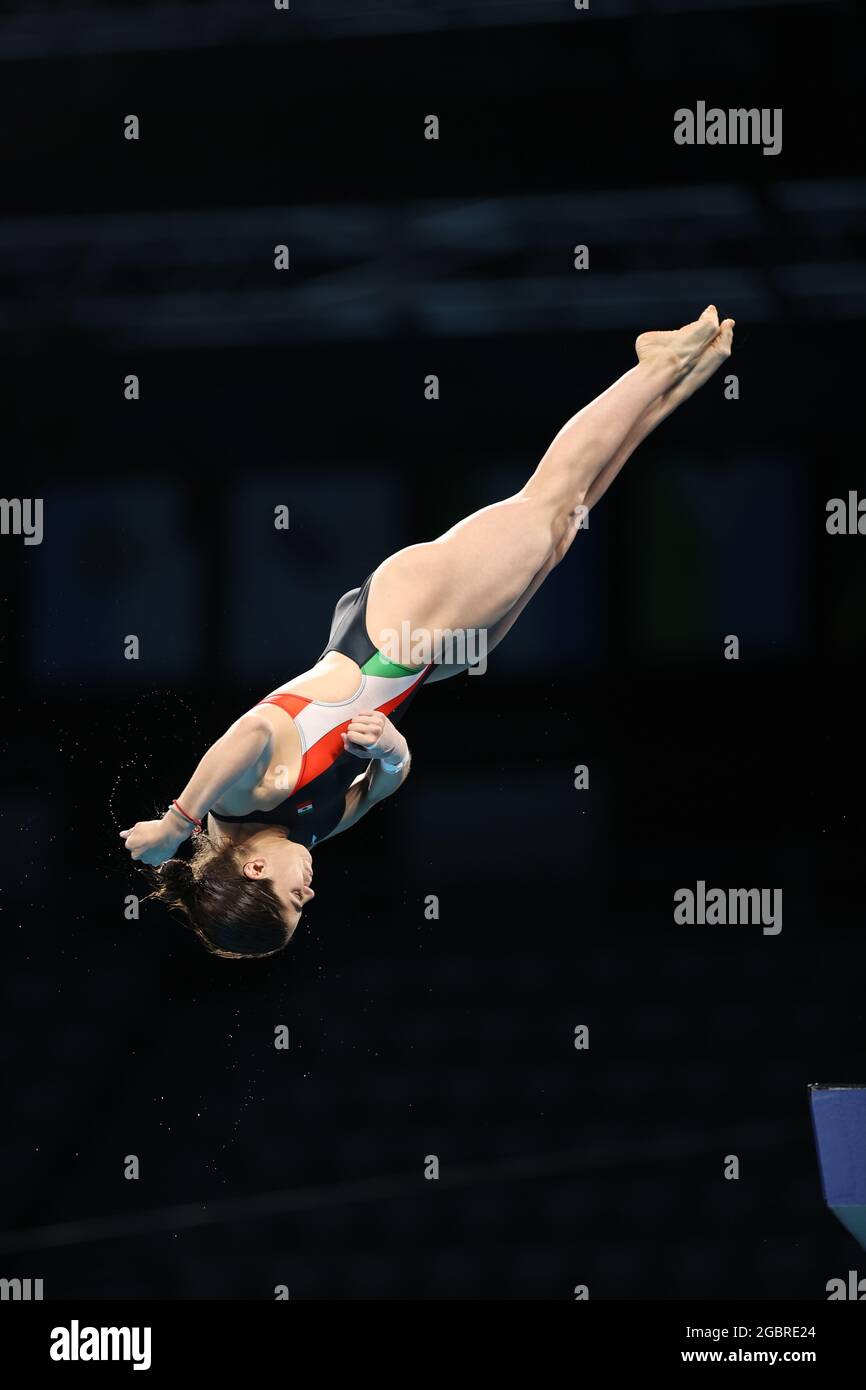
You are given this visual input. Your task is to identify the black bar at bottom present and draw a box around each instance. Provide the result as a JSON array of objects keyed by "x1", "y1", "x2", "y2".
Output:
[{"x1": 0, "y1": 1299, "x2": 862, "y2": 1374}]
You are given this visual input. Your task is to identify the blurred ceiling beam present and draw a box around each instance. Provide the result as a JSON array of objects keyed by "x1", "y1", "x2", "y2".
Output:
[
  {"x1": 0, "y1": 0, "x2": 831, "y2": 61},
  {"x1": 1, "y1": 180, "x2": 863, "y2": 346}
]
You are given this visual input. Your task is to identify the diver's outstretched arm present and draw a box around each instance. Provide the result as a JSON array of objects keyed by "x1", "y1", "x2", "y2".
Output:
[{"x1": 120, "y1": 713, "x2": 273, "y2": 866}]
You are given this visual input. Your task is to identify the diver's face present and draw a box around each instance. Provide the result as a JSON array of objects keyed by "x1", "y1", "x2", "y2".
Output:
[{"x1": 240, "y1": 830, "x2": 315, "y2": 937}]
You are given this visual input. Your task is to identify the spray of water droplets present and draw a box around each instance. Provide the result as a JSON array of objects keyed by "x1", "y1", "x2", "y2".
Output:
[{"x1": 108, "y1": 688, "x2": 204, "y2": 831}]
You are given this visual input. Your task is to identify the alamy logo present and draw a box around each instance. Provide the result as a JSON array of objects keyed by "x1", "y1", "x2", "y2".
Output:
[
  {"x1": 0, "y1": 1276, "x2": 43, "y2": 1300},
  {"x1": 674, "y1": 102, "x2": 782, "y2": 156},
  {"x1": 0, "y1": 497, "x2": 43, "y2": 545},
  {"x1": 826, "y1": 492, "x2": 866, "y2": 535},
  {"x1": 378, "y1": 622, "x2": 488, "y2": 675},
  {"x1": 827, "y1": 1270, "x2": 866, "y2": 1300},
  {"x1": 674, "y1": 880, "x2": 782, "y2": 935},
  {"x1": 50, "y1": 1320, "x2": 152, "y2": 1371}
]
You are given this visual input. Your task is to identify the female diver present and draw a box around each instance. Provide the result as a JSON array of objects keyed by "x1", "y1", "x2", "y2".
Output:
[{"x1": 121, "y1": 308, "x2": 734, "y2": 958}]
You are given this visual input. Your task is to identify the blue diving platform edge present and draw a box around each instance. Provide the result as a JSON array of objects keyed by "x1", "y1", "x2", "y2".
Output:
[{"x1": 809, "y1": 1084, "x2": 866, "y2": 1250}]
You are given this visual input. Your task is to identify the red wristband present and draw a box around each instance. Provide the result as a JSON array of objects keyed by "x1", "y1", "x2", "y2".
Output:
[{"x1": 170, "y1": 799, "x2": 203, "y2": 834}]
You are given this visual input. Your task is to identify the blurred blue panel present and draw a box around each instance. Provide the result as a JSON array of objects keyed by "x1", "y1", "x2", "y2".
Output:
[
  {"x1": 226, "y1": 473, "x2": 406, "y2": 683},
  {"x1": 478, "y1": 464, "x2": 606, "y2": 674},
  {"x1": 631, "y1": 452, "x2": 807, "y2": 657},
  {"x1": 26, "y1": 483, "x2": 200, "y2": 682}
]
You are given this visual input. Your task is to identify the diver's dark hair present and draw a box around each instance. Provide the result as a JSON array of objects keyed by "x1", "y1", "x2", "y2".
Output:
[{"x1": 141, "y1": 835, "x2": 290, "y2": 959}]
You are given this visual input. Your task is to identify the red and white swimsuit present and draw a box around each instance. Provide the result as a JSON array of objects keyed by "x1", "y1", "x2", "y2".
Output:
[{"x1": 210, "y1": 573, "x2": 433, "y2": 846}]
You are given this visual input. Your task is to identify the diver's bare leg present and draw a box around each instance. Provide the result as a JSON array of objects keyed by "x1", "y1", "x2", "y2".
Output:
[
  {"x1": 366, "y1": 308, "x2": 724, "y2": 642},
  {"x1": 583, "y1": 316, "x2": 735, "y2": 512}
]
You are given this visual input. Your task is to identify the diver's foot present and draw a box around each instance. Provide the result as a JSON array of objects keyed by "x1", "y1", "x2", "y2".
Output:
[
  {"x1": 635, "y1": 305, "x2": 722, "y2": 383},
  {"x1": 660, "y1": 317, "x2": 735, "y2": 408}
]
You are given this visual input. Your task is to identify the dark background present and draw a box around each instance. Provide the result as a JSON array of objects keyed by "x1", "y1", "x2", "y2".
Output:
[{"x1": 1, "y1": 0, "x2": 864, "y2": 1300}]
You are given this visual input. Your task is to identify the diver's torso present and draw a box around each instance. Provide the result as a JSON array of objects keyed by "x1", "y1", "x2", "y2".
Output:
[
  {"x1": 211, "y1": 651, "x2": 364, "y2": 819},
  {"x1": 209, "y1": 572, "x2": 433, "y2": 846},
  {"x1": 214, "y1": 650, "x2": 361, "y2": 811},
  {"x1": 210, "y1": 649, "x2": 429, "y2": 847}
]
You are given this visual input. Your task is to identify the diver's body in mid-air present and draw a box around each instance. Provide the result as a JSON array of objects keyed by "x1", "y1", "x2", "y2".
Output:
[{"x1": 121, "y1": 308, "x2": 735, "y2": 958}]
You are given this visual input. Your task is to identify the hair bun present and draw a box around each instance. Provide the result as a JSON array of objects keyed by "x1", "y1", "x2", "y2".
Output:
[{"x1": 158, "y1": 856, "x2": 195, "y2": 902}]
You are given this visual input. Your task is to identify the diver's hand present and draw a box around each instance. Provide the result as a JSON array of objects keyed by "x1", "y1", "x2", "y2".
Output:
[
  {"x1": 120, "y1": 816, "x2": 187, "y2": 866},
  {"x1": 341, "y1": 711, "x2": 407, "y2": 764}
]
